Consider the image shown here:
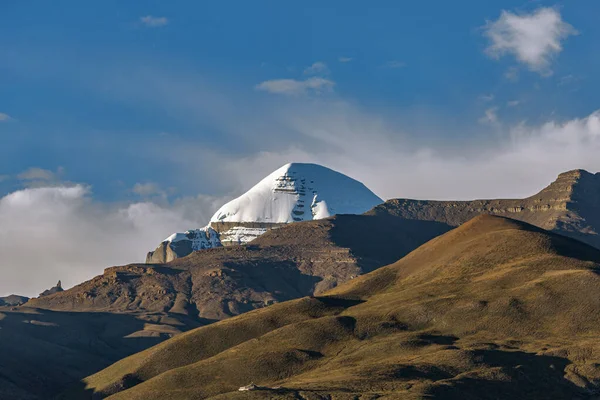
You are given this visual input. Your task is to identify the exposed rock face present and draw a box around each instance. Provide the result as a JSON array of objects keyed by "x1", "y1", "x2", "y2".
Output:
[
  {"x1": 208, "y1": 221, "x2": 287, "y2": 246},
  {"x1": 368, "y1": 169, "x2": 600, "y2": 249},
  {"x1": 145, "y1": 163, "x2": 383, "y2": 263},
  {"x1": 146, "y1": 227, "x2": 221, "y2": 264},
  {"x1": 0, "y1": 294, "x2": 29, "y2": 306},
  {"x1": 38, "y1": 280, "x2": 64, "y2": 297},
  {"x1": 29, "y1": 215, "x2": 451, "y2": 321}
]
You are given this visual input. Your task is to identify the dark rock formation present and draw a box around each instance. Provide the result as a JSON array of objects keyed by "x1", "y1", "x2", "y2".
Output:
[
  {"x1": 38, "y1": 280, "x2": 64, "y2": 297},
  {"x1": 146, "y1": 227, "x2": 222, "y2": 264}
]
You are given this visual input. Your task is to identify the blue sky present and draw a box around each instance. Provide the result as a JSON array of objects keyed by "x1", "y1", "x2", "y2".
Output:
[
  {"x1": 2, "y1": 1, "x2": 599, "y2": 201},
  {"x1": 2, "y1": 1, "x2": 600, "y2": 295}
]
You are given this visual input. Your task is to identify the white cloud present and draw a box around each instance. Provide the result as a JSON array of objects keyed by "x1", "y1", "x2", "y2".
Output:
[
  {"x1": 338, "y1": 57, "x2": 353, "y2": 63},
  {"x1": 17, "y1": 167, "x2": 66, "y2": 187},
  {"x1": 0, "y1": 112, "x2": 11, "y2": 121},
  {"x1": 504, "y1": 66, "x2": 519, "y2": 82},
  {"x1": 255, "y1": 77, "x2": 335, "y2": 96},
  {"x1": 483, "y1": 7, "x2": 577, "y2": 75},
  {"x1": 558, "y1": 74, "x2": 582, "y2": 88},
  {"x1": 382, "y1": 60, "x2": 406, "y2": 69},
  {"x1": 0, "y1": 185, "x2": 227, "y2": 297},
  {"x1": 304, "y1": 61, "x2": 329, "y2": 75},
  {"x1": 132, "y1": 182, "x2": 165, "y2": 197},
  {"x1": 220, "y1": 109, "x2": 600, "y2": 206},
  {"x1": 479, "y1": 94, "x2": 495, "y2": 102},
  {"x1": 507, "y1": 100, "x2": 521, "y2": 107},
  {"x1": 478, "y1": 107, "x2": 499, "y2": 125},
  {"x1": 140, "y1": 15, "x2": 169, "y2": 27},
  {"x1": 17, "y1": 167, "x2": 57, "y2": 181}
]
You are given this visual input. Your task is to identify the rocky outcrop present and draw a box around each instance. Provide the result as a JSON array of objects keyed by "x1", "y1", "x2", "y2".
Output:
[
  {"x1": 39, "y1": 280, "x2": 64, "y2": 297},
  {"x1": 368, "y1": 169, "x2": 600, "y2": 249},
  {"x1": 146, "y1": 227, "x2": 221, "y2": 264},
  {"x1": 208, "y1": 221, "x2": 287, "y2": 246}
]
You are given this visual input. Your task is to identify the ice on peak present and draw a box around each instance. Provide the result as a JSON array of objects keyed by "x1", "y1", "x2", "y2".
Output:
[
  {"x1": 147, "y1": 163, "x2": 383, "y2": 262},
  {"x1": 210, "y1": 163, "x2": 382, "y2": 224}
]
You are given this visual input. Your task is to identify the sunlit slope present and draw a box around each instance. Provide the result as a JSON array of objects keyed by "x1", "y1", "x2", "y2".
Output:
[{"x1": 76, "y1": 215, "x2": 600, "y2": 399}]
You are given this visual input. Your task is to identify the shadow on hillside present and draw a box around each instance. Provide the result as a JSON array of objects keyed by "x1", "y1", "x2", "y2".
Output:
[
  {"x1": 313, "y1": 296, "x2": 364, "y2": 308},
  {"x1": 0, "y1": 307, "x2": 196, "y2": 399},
  {"x1": 221, "y1": 259, "x2": 323, "y2": 301},
  {"x1": 427, "y1": 349, "x2": 586, "y2": 399},
  {"x1": 329, "y1": 215, "x2": 453, "y2": 273},
  {"x1": 547, "y1": 231, "x2": 600, "y2": 265}
]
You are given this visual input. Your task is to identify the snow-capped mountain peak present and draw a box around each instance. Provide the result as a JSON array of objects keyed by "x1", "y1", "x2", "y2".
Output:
[
  {"x1": 210, "y1": 163, "x2": 383, "y2": 223},
  {"x1": 146, "y1": 163, "x2": 383, "y2": 263}
]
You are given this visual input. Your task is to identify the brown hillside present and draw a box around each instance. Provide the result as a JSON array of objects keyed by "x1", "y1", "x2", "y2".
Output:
[
  {"x1": 368, "y1": 169, "x2": 600, "y2": 249},
  {"x1": 1, "y1": 215, "x2": 448, "y2": 399},
  {"x1": 73, "y1": 215, "x2": 600, "y2": 399},
  {"x1": 28, "y1": 215, "x2": 450, "y2": 321}
]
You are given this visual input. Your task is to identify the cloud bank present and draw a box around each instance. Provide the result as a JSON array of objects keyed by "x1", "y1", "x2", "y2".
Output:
[
  {"x1": 304, "y1": 61, "x2": 329, "y2": 75},
  {"x1": 0, "y1": 185, "x2": 226, "y2": 297},
  {"x1": 185, "y1": 102, "x2": 600, "y2": 203}
]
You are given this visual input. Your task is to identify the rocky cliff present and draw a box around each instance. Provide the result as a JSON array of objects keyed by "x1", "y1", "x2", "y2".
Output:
[
  {"x1": 38, "y1": 280, "x2": 64, "y2": 297},
  {"x1": 368, "y1": 169, "x2": 600, "y2": 249}
]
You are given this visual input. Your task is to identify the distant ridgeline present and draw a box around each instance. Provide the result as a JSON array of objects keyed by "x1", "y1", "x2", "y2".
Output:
[{"x1": 368, "y1": 169, "x2": 600, "y2": 250}]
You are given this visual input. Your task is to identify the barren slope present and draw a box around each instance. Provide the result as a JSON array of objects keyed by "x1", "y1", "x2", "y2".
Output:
[
  {"x1": 29, "y1": 215, "x2": 450, "y2": 321},
  {"x1": 76, "y1": 215, "x2": 600, "y2": 399},
  {"x1": 0, "y1": 215, "x2": 449, "y2": 399}
]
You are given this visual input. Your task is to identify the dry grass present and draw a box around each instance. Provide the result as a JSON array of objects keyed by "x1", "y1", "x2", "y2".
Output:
[{"x1": 72, "y1": 215, "x2": 600, "y2": 399}]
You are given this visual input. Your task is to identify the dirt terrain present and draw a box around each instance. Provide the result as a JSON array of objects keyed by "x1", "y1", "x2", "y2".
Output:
[{"x1": 1, "y1": 214, "x2": 450, "y2": 399}]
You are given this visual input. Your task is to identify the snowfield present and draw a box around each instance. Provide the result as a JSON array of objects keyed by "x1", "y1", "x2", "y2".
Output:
[{"x1": 211, "y1": 163, "x2": 383, "y2": 223}]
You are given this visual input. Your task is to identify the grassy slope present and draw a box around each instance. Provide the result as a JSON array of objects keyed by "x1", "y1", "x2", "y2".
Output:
[{"x1": 75, "y1": 215, "x2": 600, "y2": 399}]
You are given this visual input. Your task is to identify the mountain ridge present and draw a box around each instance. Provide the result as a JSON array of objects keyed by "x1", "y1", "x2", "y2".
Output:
[
  {"x1": 368, "y1": 168, "x2": 600, "y2": 249},
  {"x1": 74, "y1": 214, "x2": 600, "y2": 399}
]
